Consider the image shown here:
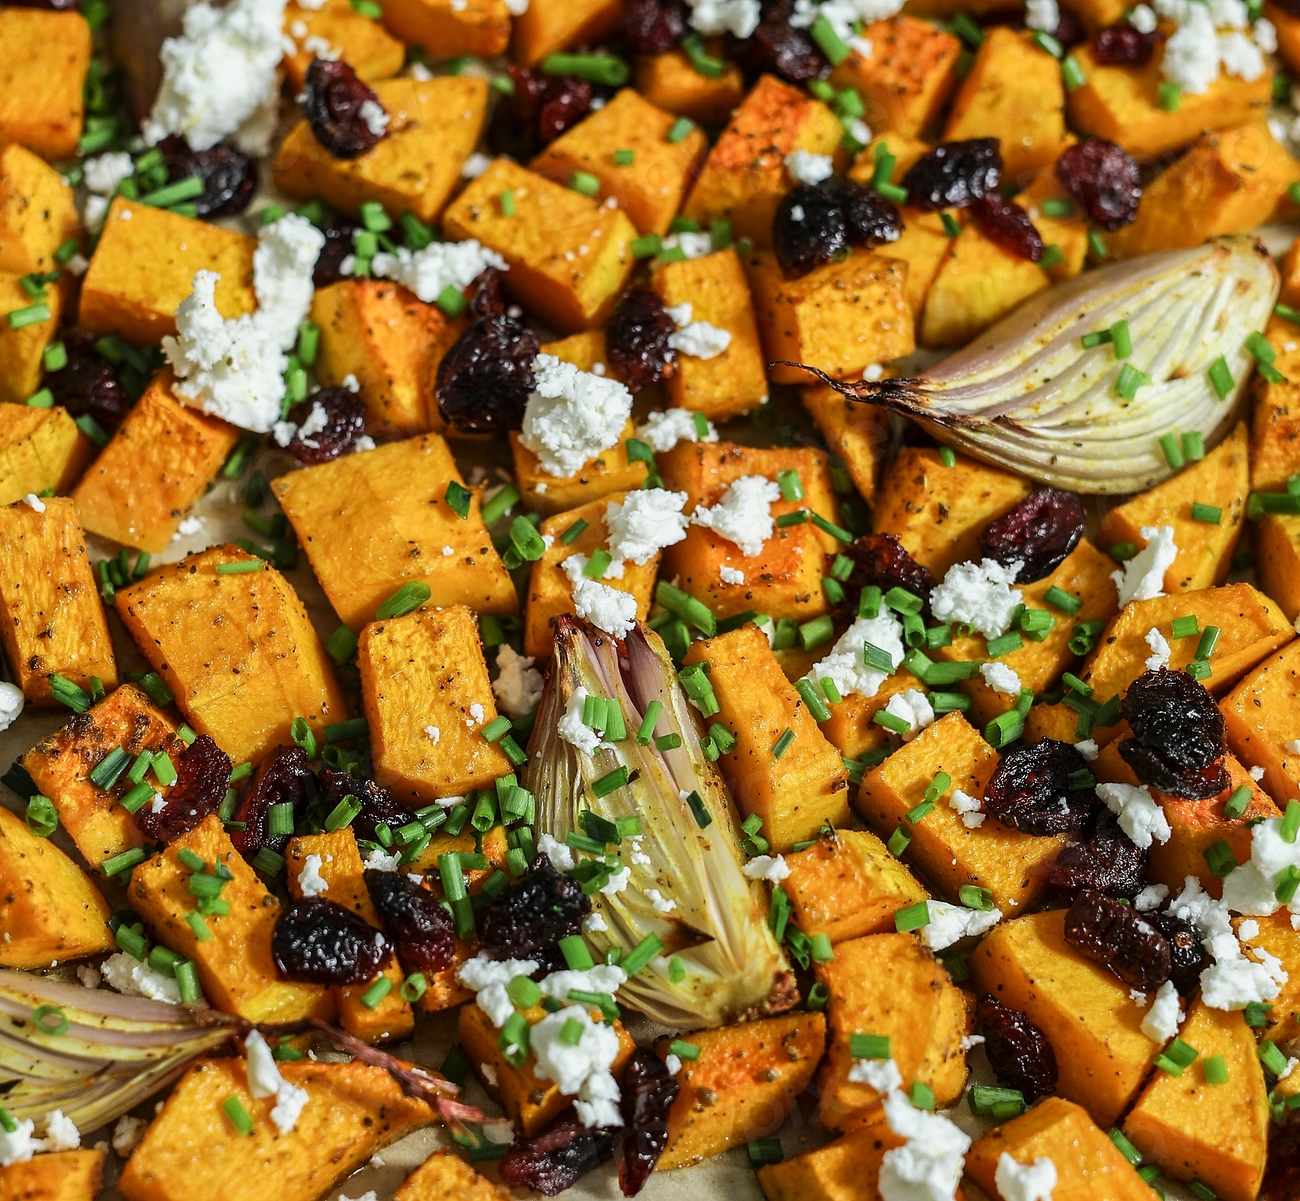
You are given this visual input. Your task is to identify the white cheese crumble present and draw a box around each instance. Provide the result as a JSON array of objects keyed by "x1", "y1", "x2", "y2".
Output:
[
  {"x1": 461, "y1": 151, "x2": 493, "y2": 178},
  {"x1": 646, "y1": 888, "x2": 677, "y2": 913},
  {"x1": 83, "y1": 151, "x2": 134, "y2": 196},
  {"x1": 469, "y1": 702, "x2": 485, "y2": 725},
  {"x1": 691, "y1": 474, "x2": 781, "y2": 557},
  {"x1": 1221, "y1": 811, "x2": 1300, "y2": 921},
  {"x1": 878, "y1": 1077, "x2": 970, "y2": 1201},
  {"x1": 519, "y1": 354, "x2": 634, "y2": 479},
  {"x1": 296, "y1": 853, "x2": 328, "y2": 897},
  {"x1": 1239, "y1": 918, "x2": 1260, "y2": 940},
  {"x1": 686, "y1": 0, "x2": 761, "y2": 39},
  {"x1": 804, "y1": 611, "x2": 905, "y2": 700},
  {"x1": 370, "y1": 239, "x2": 506, "y2": 305},
  {"x1": 537, "y1": 832, "x2": 576, "y2": 872},
  {"x1": 635, "y1": 408, "x2": 718, "y2": 452},
  {"x1": 1135, "y1": 883, "x2": 1169, "y2": 911},
  {"x1": 605, "y1": 490, "x2": 690, "y2": 566},
  {"x1": 743, "y1": 854, "x2": 791, "y2": 883},
  {"x1": 950, "y1": 788, "x2": 985, "y2": 829},
  {"x1": 664, "y1": 1053, "x2": 682, "y2": 1075},
  {"x1": 660, "y1": 230, "x2": 714, "y2": 259},
  {"x1": 21, "y1": 493, "x2": 44, "y2": 513},
  {"x1": 530, "y1": 1006, "x2": 624, "y2": 1128},
  {"x1": 100, "y1": 952, "x2": 182, "y2": 1004},
  {"x1": 358, "y1": 98, "x2": 389, "y2": 137},
  {"x1": 0, "y1": 681, "x2": 24, "y2": 734},
  {"x1": 1217, "y1": 29, "x2": 1265, "y2": 81},
  {"x1": 572, "y1": 577, "x2": 638, "y2": 638},
  {"x1": 1074, "y1": 739, "x2": 1099, "y2": 762},
  {"x1": 600, "y1": 865, "x2": 631, "y2": 896},
  {"x1": 456, "y1": 955, "x2": 541, "y2": 1028},
  {"x1": 1096, "y1": 782, "x2": 1171, "y2": 849},
  {"x1": 583, "y1": 911, "x2": 608, "y2": 934},
  {"x1": 1285, "y1": 739, "x2": 1300, "y2": 754},
  {"x1": 921, "y1": 901, "x2": 1003, "y2": 951},
  {"x1": 668, "y1": 320, "x2": 732, "y2": 360},
  {"x1": 41, "y1": 1111, "x2": 80, "y2": 1152},
  {"x1": 493, "y1": 644, "x2": 543, "y2": 719},
  {"x1": 1140, "y1": 979, "x2": 1184, "y2": 1042},
  {"x1": 790, "y1": 0, "x2": 905, "y2": 46},
  {"x1": 995, "y1": 1154, "x2": 1058, "y2": 1201},
  {"x1": 930, "y1": 559, "x2": 1023, "y2": 639},
  {"x1": 883, "y1": 689, "x2": 935, "y2": 741},
  {"x1": 1144, "y1": 627, "x2": 1172, "y2": 670},
  {"x1": 1112, "y1": 525, "x2": 1177, "y2": 606},
  {"x1": 76, "y1": 963, "x2": 101, "y2": 990},
  {"x1": 1024, "y1": 0, "x2": 1059, "y2": 30},
  {"x1": 363, "y1": 846, "x2": 401, "y2": 872},
  {"x1": 980, "y1": 661, "x2": 1022, "y2": 696},
  {"x1": 785, "y1": 149, "x2": 834, "y2": 184},
  {"x1": 1130, "y1": 2, "x2": 1157, "y2": 31},
  {"x1": 112, "y1": 1115, "x2": 146, "y2": 1156},
  {"x1": 847, "y1": 1055, "x2": 903, "y2": 1092},
  {"x1": 559, "y1": 685, "x2": 603, "y2": 756},
  {"x1": 0, "y1": 1117, "x2": 36, "y2": 1166}
]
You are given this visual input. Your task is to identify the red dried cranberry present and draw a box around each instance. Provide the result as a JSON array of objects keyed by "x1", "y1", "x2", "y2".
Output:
[
  {"x1": 900, "y1": 138, "x2": 1002, "y2": 211},
  {"x1": 607, "y1": 290, "x2": 678, "y2": 390},
  {"x1": 476, "y1": 858, "x2": 591, "y2": 960},
  {"x1": 1263, "y1": 1123, "x2": 1300, "y2": 1201},
  {"x1": 284, "y1": 386, "x2": 367, "y2": 464},
  {"x1": 1055, "y1": 139, "x2": 1141, "y2": 231},
  {"x1": 837, "y1": 534, "x2": 935, "y2": 619},
  {"x1": 1092, "y1": 24, "x2": 1160, "y2": 65},
  {"x1": 1146, "y1": 911, "x2": 1208, "y2": 995},
  {"x1": 539, "y1": 75, "x2": 594, "y2": 145},
  {"x1": 313, "y1": 217, "x2": 362, "y2": 288},
  {"x1": 43, "y1": 330, "x2": 129, "y2": 434},
  {"x1": 1064, "y1": 888, "x2": 1172, "y2": 993},
  {"x1": 272, "y1": 897, "x2": 390, "y2": 985},
  {"x1": 156, "y1": 135, "x2": 257, "y2": 219},
  {"x1": 624, "y1": 0, "x2": 688, "y2": 54},
  {"x1": 317, "y1": 768, "x2": 407, "y2": 843},
  {"x1": 983, "y1": 739, "x2": 1096, "y2": 835},
  {"x1": 619, "y1": 1050, "x2": 680, "y2": 1196},
  {"x1": 436, "y1": 315, "x2": 540, "y2": 434},
  {"x1": 132, "y1": 734, "x2": 231, "y2": 843},
  {"x1": 1045, "y1": 808, "x2": 1148, "y2": 901},
  {"x1": 982, "y1": 488, "x2": 1085, "y2": 583},
  {"x1": 499, "y1": 1120, "x2": 619, "y2": 1195},
  {"x1": 823, "y1": 177, "x2": 903, "y2": 249},
  {"x1": 773, "y1": 183, "x2": 849, "y2": 277},
  {"x1": 1118, "y1": 669, "x2": 1228, "y2": 800},
  {"x1": 231, "y1": 746, "x2": 316, "y2": 858},
  {"x1": 301, "y1": 58, "x2": 388, "y2": 160},
  {"x1": 728, "y1": 0, "x2": 828, "y2": 82},
  {"x1": 364, "y1": 870, "x2": 457, "y2": 975},
  {"x1": 977, "y1": 995, "x2": 1058, "y2": 1103},
  {"x1": 970, "y1": 193, "x2": 1044, "y2": 263},
  {"x1": 488, "y1": 67, "x2": 546, "y2": 160},
  {"x1": 471, "y1": 267, "x2": 508, "y2": 318}
]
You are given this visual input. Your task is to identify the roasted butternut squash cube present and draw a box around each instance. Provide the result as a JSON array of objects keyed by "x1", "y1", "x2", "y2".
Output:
[
  {"x1": 510, "y1": 0, "x2": 623, "y2": 67},
  {"x1": 1257, "y1": 512, "x2": 1300, "y2": 622},
  {"x1": 0, "y1": 1149, "x2": 105, "y2": 1201},
  {"x1": 0, "y1": 269, "x2": 62, "y2": 404},
  {"x1": 282, "y1": 0, "x2": 405, "y2": 90},
  {"x1": 850, "y1": 133, "x2": 934, "y2": 188},
  {"x1": 117, "y1": 1056, "x2": 430, "y2": 1201},
  {"x1": 876, "y1": 207, "x2": 954, "y2": 318},
  {"x1": 0, "y1": 496, "x2": 115, "y2": 707},
  {"x1": 966, "y1": 1097, "x2": 1160, "y2": 1201},
  {"x1": 970, "y1": 910, "x2": 1155, "y2": 1128},
  {"x1": 1222, "y1": 637, "x2": 1300, "y2": 809},
  {"x1": 682, "y1": 74, "x2": 843, "y2": 247},
  {"x1": 817, "y1": 673, "x2": 926, "y2": 761},
  {"x1": 273, "y1": 77, "x2": 488, "y2": 224},
  {"x1": 393, "y1": 1151, "x2": 511, "y2": 1201},
  {"x1": 376, "y1": 0, "x2": 508, "y2": 61},
  {"x1": 855, "y1": 712, "x2": 1067, "y2": 914},
  {"x1": 783, "y1": 828, "x2": 928, "y2": 944},
  {"x1": 800, "y1": 383, "x2": 887, "y2": 507},
  {"x1": 530, "y1": 87, "x2": 707, "y2": 236},
  {"x1": 1065, "y1": 44, "x2": 1272, "y2": 159},
  {"x1": 816, "y1": 932, "x2": 972, "y2": 1129},
  {"x1": 1123, "y1": 1000, "x2": 1269, "y2": 1201},
  {"x1": 651, "y1": 247, "x2": 769, "y2": 419},
  {"x1": 0, "y1": 404, "x2": 91, "y2": 506},
  {"x1": 747, "y1": 246, "x2": 915, "y2": 383},
  {"x1": 1107, "y1": 124, "x2": 1300, "y2": 257},
  {"x1": 524, "y1": 493, "x2": 659, "y2": 659},
  {"x1": 1270, "y1": 0, "x2": 1300, "y2": 73},
  {"x1": 509, "y1": 421, "x2": 650, "y2": 517},
  {"x1": 79, "y1": 198, "x2": 256, "y2": 346},
  {"x1": 634, "y1": 47, "x2": 746, "y2": 126},
  {"x1": 1250, "y1": 377, "x2": 1300, "y2": 494},
  {"x1": 873, "y1": 445, "x2": 1032, "y2": 577},
  {"x1": 360, "y1": 604, "x2": 513, "y2": 804},
  {"x1": 130, "y1": 816, "x2": 333, "y2": 1023},
  {"x1": 21, "y1": 683, "x2": 182, "y2": 871},
  {"x1": 72, "y1": 373, "x2": 240, "y2": 553},
  {"x1": 0, "y1": 804, "x2": 112, "y2": 968},
  {"x1": 538, "y1": 328, "x2": 611, "y2": 374},
  {"x1": 1024, "y1": 699, "x2": 1087, "y2": 745},
  {"x1": 285, "y1": 829, "x2": 413, "y2": 1044},
  {"x1": 0, "y1": 144, "x2": 78, "y2": 276},
  {"x1": 114, "y1": 546, "x2": 348, "y2": 766},
  {"x1": 658, "y1": 440, "x2": 840, "y2": 621},
  {"x1": 682, "y1": 625, "x2": 851, "y2": 852},
  {"x1": 272, "y1": 434, "x2": 518, "y2": 629},
  {"x1": 1236, "y1": 910, "x2": 1300, "y2": 1047},
  {"x1": 756, "y1": 1121, "x2": 903, "y2": 1201},
  {"x1": 0, "y1": 9, "x2": 90, "y2": 161}
]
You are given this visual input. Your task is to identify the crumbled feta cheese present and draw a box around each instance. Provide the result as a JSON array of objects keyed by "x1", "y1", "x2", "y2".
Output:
[
  {"x1": 789, "y1": 0, "x2": 906, "y2": 45},
  {"x1": 742, "y1": 854, "x2": 791, "y2": 883},
  {"x1": 493, "y1": 644, "x2": 543, "y2": 718},
  {"x1": 1024, "y1": 0, "x2": 1059, "y2": 30},
  {"x1": 270, "y1": 1082, "x2": 310, "y2": 1135},
  {"x1": 878, "y1": 1081, "x2": 970, "y2": 1201},
  {"x1": 76, "y1": 963, "x2": 101, "y2": 990},
  {"x1": 847, "y1": 1056, "x2": 903, "y2": 1092},
  {"x1": 363, "y1": 846, "x2": 401, "y2": 872},
  {"x1": 297, "y1": 853, "x2": 328, "y2": 897},
  {"x1": 253, "y1": 213, "x2": 326, "y2": 350},
  {"x1": 370, "y1": 238, "x2": 506, "y2": 305},
  {"x1": 1096, "y1": 782, "x2": 1171, "y2": 849},
  {"x1": 583, "y1": 910, "x2": 608, "y2": 934},
  {"x1": 572, "y1": 577, "x2": 638, "y2": 638},
  {"x1": 600, "y1": 865, "x2": 631, "y2": 896},
  {"x1": 21, "y1": 493, "x2": 45, "y2": 513},
  {"x1": 1221, "y1": 811, "x2": 1300, "y2": 921},
  {"x1": 176, "y1": 515, "x2": 204, "y2": 537},
  {"x1": 41, "y1": 1111, "x2": 80, "y2": 1152},
  {"x1": 244, "y1": 1030, "x2": 285, "y2": 1099},
  {"x1": 149, "y1": 793, "x2": 167, "y2": 814},
  {"x1": 883, "y1": 689, "x2": 935, "y2": 741},
  {"x1": 1255, "y1": 16, "x2": 1278, "y2": 51},
  {"x1": 468, "y1": 702, "x2": 486, "y2": 725},
  {"x1": 100, "y1": 952, "x2": 182, "y2": 1004},
  {"x1": 1074, "y1": 739, "x2": 1099, "y2": 762},
  {"x1": 1145, "y1": 626, "x2": 1172, "y2": 670},
  {"x1": 664, "y1": 1052, "x2": 682, "y2": 1075},
  {"x1": 804, "y1": 611, "x2": 905, "y2": 700},
  {"x1": 0, "y1": 681, "x2": 24, "y2": 734},
  {"x1": 1238, "y1": 918, "x2": 1260, "y2": 940},
  {"x1": 686, "y1": 0, "x2": 761, "y2": 39},
  {"x1": 1162, "y1": 5, "x2": 1222, "y2": 94},
  {"x1": 1141, "y1": 979, "x2": 1184, "y2": 1042},
  {"x1": 719, "y1": 565, "x2": 745, "y2": 584},
  {"x1": 342, "y1": 373, "x2": 360, "y2": 392},
  {"x1": 358, "y1": 98, "x2": 389, "y2": 137},
  {"x1": 691, "y1": 474, "x2": 781, "y2": 557},
  {"x1": 605, "y1": 489, "x2": 690, "y2": 565},
  {"x1": 785, "y1": 149, "x2": 834, "y2": 184},
  {"x1": 995, "y1": 1154, "x2": 1057, "y2": 1201},
  {"x1": 425, "y1": 725, "x2": 440, "y2": 744},
  {"x1": 635, "y1": 408, "x2": 718, "y2": 452},
  {"x1": 980, "y1": 661, "x2": 1022, "y2": 696},
  {"x1": 921, "y1": 901, "x2": 1002, "y2": 951},
  {"x1": 538, "y1": 832, "x2": 576, "y2": 872},
  {"x1": 666, "y1": 302, "x2": 694, "y2": 327},
  {"x1": 930, "y1": 558, "x2": 1023, "y2": 639},
  {"x1": 668, "y1": 320, "x2": 732, "y2": 360},
  {"x1": 0, "y1": 1117, "x2": 36, "y2": 1166},
  {"x1": 559, "y1": 685, "x2": 603, "y2": 756},
  {"x1": 646, "y1": 888, "x2": 677, "y2": 912},
  {"x1": 112, "y1": 1115, "x2": 146, "y2": 1156},
  {"x1": 83, "y1": 151, "x2": 134, "y2": 196},
  {"x1": 461, "y1": 151, "x2": 493, "y2": 179},
  {"x1": 530, "y1": 1006, "x2": 625, "y2": 1128},
  {"x1": 949, "y1": 788, "x2": 985, "y2": 829},
  {"x1": 1130, "y1": 2, "x2": 1157, "y2": 31},
  {"x1": 1134, "y1": 883, "x2": 1169, "y2": 912},
  {"x1": 1200, "y1": 953, "x2": 1283, "y2": 1009},
  {"x1": 519, "y1": 354, "x2": 634, "y2": 479},
  {"x1": 1112, "y1": 525, "x2": 1177, "y2": 606},
  {"x1": 661, "y1": 230, "x2": 715, "y2": 259},
  {"x1": 456, "y1": 954, "x2": 541, "y2": 1028},
  {"x1": 82, "y1": 193, "x2": 109, "y2": 234},
  {"x1": 1218, "y1": 29, "x2": 1265, "y2": 79}
]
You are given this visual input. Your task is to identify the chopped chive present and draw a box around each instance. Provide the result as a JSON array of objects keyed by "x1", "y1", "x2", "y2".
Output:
[
  {"x1": 1207, "y1": 356, "x2": 1234, "y2": 400},
  {"x1": 1114, "y1": 362, "x2": 1149, "y2": 402},
  {"x1": 1261, "y1": 1040, "x2": 1290, "y2": 1076},
  {"x1": 222, "y1": 1095, "x2": 254, "y2": 1136},
  {"x1": 592, "y1": 766, "x2": 629, "y2": 797},
  {"x1": 215, "y1": 559, "x2": 264, "y2": 574},
  {"x1": 1159, "y1": 432, "x2": 1185, "y2": 470},
  {"x1": 1158, "y1": 80, "x2": 1181, "y2": 109},
  {"x1": 748, "y1": 1137, "x2": 783, "y2": 1166},
  {"x1": 1203, "y1": 1054, "x2": 1228, "y2": 1085},
  {"x1": 1043, "y1": 585, "x2": 1082, "y2": 614},
  {"x1": 568, "y1": 170, "x2": 600, "y2": 198},
  {"x1": 776, "y1": 469, "x2": 805, "y2": 502},
  {"x1": 630, "y1": 233, "x2": 662, "y2": 259},
  {"x1": 809, "y1": 12, "x2": 850, "y2": 63},
  {"x1": 1203, "y1": 839, "x2": 1236, "y2": 878},
  {"x1": 540, "y1": 51, "x2": 630, "y2": 87},
  {"x1": 655, "y1": 580, "x2": 716, "y2": 636},
  {"x1": 887, "y1": 825, "x2": 911, "y2": 856},
  {"x1": 444, "y1": 480, "x2": 472, "y2": 519},
  {"x1": 1190, "y1": 501, "x2": 1222, "y2": 524},
  {"x1": 376, "y1": 581, "x2": 431, "y2": 619},
  {"x1": 25, "y1": 795, "x2": 57, "y2": 837},
  {"x1": 666, "y1": 116, "x2": 696, "y2": 143},
  {"x1": 894, "y1": 900, "x2": 930, "y2": 932},
  {"x1": 848, "y1": 1032, "x2": 891, "y2": 1059},
  {"x1": 7, "y1": 302, "x2": 50, "y2": 330},
  {"x1": 1195, "y1": 625, "x2": 1220, "y2": 659},
  {"x1": 1281, "y1": 798, "x2": 1300, "y2": 843},
  {"x1": 941, "y1": 211, "x2": 962, "y2": 237},
  {"x1": 984, "y1": 709, "x2": 1025, "y2": 749},
  {"x1": 621, "y1": 932, "x2": 663, "y2": 976},
  {"x1": 360, "y1": 976, "x2": 393, "y2": 1009},
  {"x1": 559, "y1": 517, "x2": 589, "y2": 545}
]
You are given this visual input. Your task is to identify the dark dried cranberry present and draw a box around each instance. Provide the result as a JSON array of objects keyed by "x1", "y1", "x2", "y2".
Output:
[
  {"x1": 619, "y1": 1050, "x2": 679, "y2": 1196},
  {"x1": 471, "y1": 267, "x2": 508, "y2": 318},
  {"x1": 43, "y1": 330, "x2": 129, "y2": 434},
  {"x1": 970, "y1": 193, "x2": 1044, "y2": 263},
  {"x1": 156, "y1": 135, "x2": 257, "y2": 219},
  {"x1": 539, "y1": 76, "x2": 594, "y2": 145},
  {"x1": 231, "y1": 746, "x2": 316, "y2": 858},
  {"x1": 476, "y1": 858, "x2": 591, "y2": 960},
  {"x1": 272, "y1": 897, "x2": 390, "y2": 985},
  {"x1": 900, "y1": 138, "x2": 1002, "y2": 211},
  {"x1": 284, "y1": 386, "x2": 367, "y2": 464},
  {"x1": 1263, "y1": 1122, "x2": 1300, "y2": 1201},
  {"x1": 607, "y1": 290, "x2": 678, "y2": 390},
  {"x1": 317, "y1": 768, "x2": 408, "y2": 843},
  {"x1": 982, "y1": 488, "x2": 1085, "y2": 583},
  {"x1": 624, "y1": 0, "x2": 688, "y2": 54},
  {"x1": 1055, "y1": 139, "x2": 1141, "y2": 232},
  {"x1": 499, "y1": 1121, "x2": 619, "y2": 1196},
  {"x1": 823, "y1": 177, "x2": 903, "y2": 249},
  {"x1": 1092, "y1": 24, "x2": 1160, "y2": 66},
  {"x1": 1118, "y1": 669, "x2": 1228, "y2": 800},
  {"x1": 436, "y1": 315, "x2": 540, "y2": 435},
  {"x1": 728, "y1": 0, "x2": 827, "y2": 82},
  {"x1": 983, "y1": 739, "x2": 1095, "y2": 836},
  {"x1": 132, "y1": 734, "x2": 231, "y2": 843},
  {"x1": 489, "y1": 66, "x2": 547, "y2": 160},
  {"x1": 978, "y1": 995, "x2": 1058, "y2": 1103},
  {"x1": 1064, "y1": 888, "x2": 1172, "y2": 993},
  {"x1": 1045, "y1": 808, "x2": 1148, "y2": 901},
  {"x1": 301, "y1": 58, "x2": 388, "y2": 160},
  {"x1": 1147, "y1": 911, "x2": 1208, "y2": 996},
  {"x1": 364, "y1": 870, "x2": 457, "y2": 975},
  {"x1": 773, "y1": 183, "x2": 848, "y2": 277},
  {"x1": 313, "y1": 217, "x2": 362, "y2": 288},
  {"x1": 6, "y1": 0, "x2": 79, "y2": 9},
  {"x1": 837, "y1": 534, "x2": 935, "y2": 619}
]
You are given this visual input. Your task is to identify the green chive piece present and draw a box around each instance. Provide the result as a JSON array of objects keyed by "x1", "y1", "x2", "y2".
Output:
[
  {"x1": 1190, "y1": 501, "x2": 1222, "y2": 524},
  {"x1": 1159, "y1": 432, "x2": 1185, "y2": 470},
  {"x1": 621, "y1": 932, "x2": 664, "y2": 976},
  {"x1": 895, "y1": 900, "x2": 930, "y2": 932},
  {"x1": 748, "y1": 1138, "x2": 783, "y2": 1166},
  {"x1": 666, "y1": 116, "x2": 696, "y2": 144},
  {"x1": 810, "y1": 12, "x2": 850, "y2": 63},
  {"x1": 1280, "y1": 798, "x2": 1300, "y2": 843},
  {"x1": 1203, "y1": 839, "x2": 1237, "y2": 878},
  {"x1": 376, "y1": 581, "x2": 431, "y2": 619},
  {"x1": 1208, "y1": 355, "x2": 1234, "y2": 400},
  {"x1": 25, "y1": 795, "x2": 58, "y2": 837},
  {"x1": 215, "y1": 559, "x2": 264, "y2": 574},
  {"x1": 222, "y1": 1095, "x2": 254, "y2": 1136},
  {"x1": 1158, "y1": 80, "x2": 1181, "y2": 110},
  {"x1": 1203, "y1": 1054, "x2": 1229, "y2": 1085},
  {"x1": 360, "y1": 976, "x2": 393, "y2": 1009},
  {"x1": 539, "y1": 51, "x2": 630, "y2": 87},
  {"x1": 1114, "y1": 362, "x2": 1149, "y2": 402}
]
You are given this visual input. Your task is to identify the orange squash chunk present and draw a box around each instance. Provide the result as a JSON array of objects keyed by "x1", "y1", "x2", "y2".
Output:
[{"x1": 1221, "y1": 636, "x2": 1300, "y2": 809}]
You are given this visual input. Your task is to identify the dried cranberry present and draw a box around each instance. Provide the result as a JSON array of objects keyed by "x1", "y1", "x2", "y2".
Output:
[
  {"x1": 1118, "y1": 669, "x2": 1228, "y2": 800},
  {"x1": 317, "y1": 768, "x2": 407, "y2": 843},
  {"x1": 900, "y1": 138, "x2": 1002, "y2": 212},
  {"x1": 1147, "y1": 911, "x2": 1208, "y2": 995},
  {"x1": 1045, "y1": 808, "x2": 1148, "y2": 901},
  {"x1": 824, "y1": 177, "x2": 903, "y2": 249},
  {"x1": 977, "y1": 995, "x2": 1058, "y2": 1103},
  {"x1": 728, "y1": 0, "x2": 827, "y2": 82},
  {"x1": 300, "y1": 58, "x2": 388, "y2": 160},
  {"x1": 499, "y1": 1121, "x2": 619, "y2": 1196},
  {"x1": 364, "y1": 870, "x2": 457, "y2": 975},
  {"x1": 970, "y1": 193, "x2": 1044, "y2": 263},
  {"x1": 272, "y1": 897, "x2": 390, "y2": 985},
  {"x1": 982, "y1": 488, "x2": 1085, "y2": 583},
  {"x1": 1064, "y1": 888, "x2": 1172, "y2": 993},
  {"x1": 607, "y1": 290, "x2": 678, "y2": 390},
  {"x1": 837, "y1": 534, "x2": 935, "y2": 619},
  {"x1": 539, "y1": 76, "x2": 594, "y2": 145},
  {"x1": 624, "y1": 0, "x2": 688, "y2": 54},
  {"x1": 43, "y1": 330, "x2": 129, "y2": 434},
  {"x1": 156, "y1": 135, "x2": 257, "y2": 219},
  {"x1": 619, "y1": 1050, "x2": 680, "y2": 1196},
  {"x1": 476, "y1": 858, "x2": 591, "y2": 960},
  {"x1": 436, "y1": 315, "x2": 540, "y2": 435},
  {"x1": 313, "y1": 217, "x2": 361, "y2": 288},
  {"x1": 6, "y1": 0, "x2": 78, "y2": 9},
  {"x1": 1263, "y1": 1123, "x2": 1300, "y2": 1201},
  {"x1": 471, "y1": 267, "x2": 508, "y2": 318},
  {"x1": 1092, "y1": 24, "x2": 1160, "y2": 66},
  {"x1": 132, "y1": 735, "x2": 231, "y2": 843},
  {"x1": 284, "y1": 386, "x2": 367, "y2": 464},
  {"x1": 489, "y1": 67, "x2": 547, "y2": 160},
  {"x1": 983, "y1": 739, "x2": 1095, "y2": 836},
  {"x1": 1055, "y1": 139, "x2": 1141, "y2": 232},
  {"x1": 230, "y1": 746, "x2": 316, "y2": 858},
  {"x1": 773, "y1": 178, "x2": 901, "y2": 278}
]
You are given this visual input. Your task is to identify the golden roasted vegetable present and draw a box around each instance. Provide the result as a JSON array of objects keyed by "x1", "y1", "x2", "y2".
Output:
[
  {"x1": 0, "y1": 404, "x2": 91, "y2": 506},
  {"x1": 393, "y1": 1151, "x2": 512, "y2": 1201},
  {"x1": 281, "y1": 0, "x2": 404, "y2": 90},
  {"x1": 0, "y1": 143, "x2": 78, "y2": 276},
  {"x1": 0, "y1": 1148, "x2": 105, "y2": 1201},
  {"x1": 756, "y1": 1122, "x2": 903, "y2": 1201},
  {"x1": 510, "y1": 0, "x2": 623, "y2": 68},
  {"x1": 1221, "y1": 637, "x2": 1300, "y2": 809},
  {"x1": 0, "y1": 8, "x2": 91, "y2": 161}
]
